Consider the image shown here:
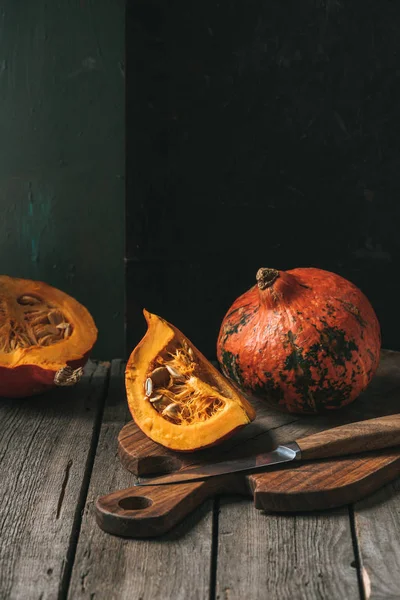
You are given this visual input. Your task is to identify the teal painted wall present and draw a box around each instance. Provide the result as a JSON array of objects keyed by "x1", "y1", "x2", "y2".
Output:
[{"x1": 0, "y1": 1, "x2": 125, "y2": 359}]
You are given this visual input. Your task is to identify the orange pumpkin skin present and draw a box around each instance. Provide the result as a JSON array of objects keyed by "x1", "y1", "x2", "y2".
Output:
[{"x1": 217, "y1": 268, "x2": 381, "y2": 414}]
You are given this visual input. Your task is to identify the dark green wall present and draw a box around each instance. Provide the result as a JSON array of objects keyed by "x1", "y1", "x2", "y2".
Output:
[{"x1": 0, "y1": 0, "x2": 125, "y2": 359}]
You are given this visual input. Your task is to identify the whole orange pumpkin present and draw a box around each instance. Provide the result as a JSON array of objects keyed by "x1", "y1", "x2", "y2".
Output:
[{"x1": 217, "y1": 267, "x2": 381, "y2": 414}]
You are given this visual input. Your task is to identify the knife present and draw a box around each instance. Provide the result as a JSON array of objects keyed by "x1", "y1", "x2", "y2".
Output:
[{"x1": 135, "y1": 414, "x2": 400, "y2": 486}]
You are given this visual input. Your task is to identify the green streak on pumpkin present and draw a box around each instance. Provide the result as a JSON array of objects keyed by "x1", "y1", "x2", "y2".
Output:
[
  {"x1": 337, "y1": 299, "x2": 367, "y2": 327},
  {"x1": 253, "y1": 371, "x2": 284, "y2": 404},
  {"x1": 298, "y1": 283, "x2": 311, "y2": 289},
  {"x1": 220, "y1": 349, "x2": 243, "y2": 386},
  {"x1": 283, "y1": 331, "x2": 317, "y2": 409},
  {"x1": 325, "y1": 303, "x2": 335, "y2": 317},
  {"x1": 311, "y1": 322, "x2": 358, "y2": 367},
  {"x1": 224, "y1": 303, "x2": 252, "y2": 321},
  {"x1": 283, "y1": 329, "x2": 358, "y2": 411},
  {"x1": 221, "y1": 305, "x2": 257, "y2": 344},
  {"x1": 311, "y1": 381, "x2": 354, "y2": 410}
]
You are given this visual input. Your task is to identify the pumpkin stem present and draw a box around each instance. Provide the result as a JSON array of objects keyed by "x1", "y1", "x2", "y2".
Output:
[{"x1": 256, "y1": 268, "x2": 280, "y2": 290}]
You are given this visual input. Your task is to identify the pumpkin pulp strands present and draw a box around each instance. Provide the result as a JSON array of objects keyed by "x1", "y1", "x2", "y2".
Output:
[
  {"x1": 126, "y1": 310, "x2": 256, "y2": 452},
  {"x1": 146, "y1": 343, "x2": 226, "y2": 425},
  {"x1": 0, "y1": 294, "x2": 72, "y2": 354}
]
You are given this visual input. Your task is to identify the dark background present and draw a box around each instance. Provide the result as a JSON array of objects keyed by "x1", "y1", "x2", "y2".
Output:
[{"x1": 126, "y1": 0, "x2": 400, "y2": 360}]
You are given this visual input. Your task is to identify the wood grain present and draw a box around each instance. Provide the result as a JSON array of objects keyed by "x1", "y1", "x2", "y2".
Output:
[
  {"x1": 96, "y1": 474, "x2": 246, "y2": 538},
  {"x1": 250, "y1": 450, "x2": 400, "y2": 513},
  {"x1": 296, "y1": 414, "x2": 400, "y2": 460},
  {"x1": 68, "y1": 360, "x2": 214, "y2": 600},
  {"x1": 223, "y1": 350, "x2": 400, "y2": 599},
  {"x1": 216, "y1": 499, "x2": 359, "y2": 600},
  {"x1": 0, "y1": 360, "x2": 109, "y2": 600},
  {"x1": 107, "y1": 350, "x2": 400, "y2": 538},
  {"x1": 3, "y1": 350, "x2": 400, "y2": 597},
  {"x1": 353, "y1": 477, "x2": 400, "y2": 598},
  {"x1": 118, "y1": 350, "x2": 400, "y2": 476},
  {"x1": 106, "y1": 434, "x2": 400, "y2": 537},
  {"x1": 97, "y1": 447, "x2": 400, "y2": 537}
]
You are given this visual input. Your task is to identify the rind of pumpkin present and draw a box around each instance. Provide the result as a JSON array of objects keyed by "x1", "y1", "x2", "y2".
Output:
[
  {"x1": 0, "y1": 276, "x2": 98, "y2": 371},
  {"x1": 0, "y1": 364, "x2": 60, "y2": 398},
  {"x1": 217, "y1": 267, "x2": 381, "y2": 414},
  {"x1": 0, "y1": 353, "x2": 90, "y2": 398},
  {"x1": 125, "y1": 310, "x2": 256, "y2": 452}
]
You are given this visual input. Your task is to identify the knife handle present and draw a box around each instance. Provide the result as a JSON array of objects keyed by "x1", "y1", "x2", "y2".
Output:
[{"x1": 296, "y1": 414, "x2": 400, "y2": 461}]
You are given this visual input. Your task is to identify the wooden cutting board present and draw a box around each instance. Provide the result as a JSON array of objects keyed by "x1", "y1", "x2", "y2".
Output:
[{"x1": 96, "y1": 350, "x2": 400, "y2": 538}]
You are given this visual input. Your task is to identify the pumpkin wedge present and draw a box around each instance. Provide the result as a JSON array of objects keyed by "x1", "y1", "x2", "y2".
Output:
[
  {"x1": 0, "y1": 275, "x2": 98, "y2": 398},
  {"x1": 125, "y1": 310, "x2": 256, "y2": 451}
]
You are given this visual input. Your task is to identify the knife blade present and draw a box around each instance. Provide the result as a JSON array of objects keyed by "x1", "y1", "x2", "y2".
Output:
[
  {"x1": 134, "y1": 414, "x2": 400, "y2": 486},
  {"x1": 135, "y1": 442, "x2": 300, "y2": 486}
]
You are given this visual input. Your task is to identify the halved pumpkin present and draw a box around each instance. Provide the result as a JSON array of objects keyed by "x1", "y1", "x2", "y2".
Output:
[
  {"x1": 125, "y1": 310, "x2": 256, "y2": 452},
  {"x1": 0, "y1": 275, "x2": 98, "y2": 398}
]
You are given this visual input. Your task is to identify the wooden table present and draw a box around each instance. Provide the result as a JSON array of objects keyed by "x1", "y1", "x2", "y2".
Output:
[{"x1": 2, "y1": 352, "x2": 400, "y2": 599}]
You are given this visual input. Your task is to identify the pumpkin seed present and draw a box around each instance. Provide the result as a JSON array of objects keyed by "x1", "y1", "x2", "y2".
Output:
[
  {"x1": 151, "y1": 395, "x2": 171, "y2": 413},
  {"x1": 162, "y1": 402, "x2": 181, "y2": 418},
  {"x1": 39, "y1": 334, "x2": 55, "y2": 346},
  {"x1": 31, "y1": 313, "x2": 50, "y2": 327},
  {"x1": 165, "y1": 365, "x2": 184, "y2": 380},
  {"x1": 54, "y1": 365, "x2": 84, "y2": 386},
  {"x1": 18, "y1": 334, "x2": 32, "y2": 347},
  {"x1": 149, "y1": 394, "x2": 163, "y2": 403},
  {"x1": 145, "y1": 377, "x2": 153, "y2": 397},
  {"x1": 182, "y1": 340, "x2": 194, "y2": 359},
  {"x1": 34, "y1": 324, "x2": 59, "y2": 339},
  {"x1": 0, "y1": 295, "x2": 72, "y2": 353},
  {"x1": 18, "y1": 295, "x2": 41, "y2": 305},
  {"x1": 25, "y1": 328, "x2": 38, "y2": 345},
  {"x1": 150, "y1": 366, "x2": 171, "y2": 388},
  {"x1": 48, "y1": 310, "x2": 64, "y2": 325}
]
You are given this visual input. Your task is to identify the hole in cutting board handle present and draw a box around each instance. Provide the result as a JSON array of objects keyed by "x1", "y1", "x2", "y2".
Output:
[{"x1": 118, "y1": 496, "x2": 153, "y2": 511}]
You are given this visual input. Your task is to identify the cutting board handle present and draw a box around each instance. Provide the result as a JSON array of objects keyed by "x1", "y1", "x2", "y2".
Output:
[
  {"x1": 96, "y1": 477, "x2": 237, "y2": 538},
  {"x1": 296, "y1": 414, "x2": 400, "y2": 461}
]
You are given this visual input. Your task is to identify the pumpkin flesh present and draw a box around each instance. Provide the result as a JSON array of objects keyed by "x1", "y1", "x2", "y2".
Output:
[
  {"x1": 125, "y1": 310, "x2": 256, "y2": 451},
  {"x1": 0, "y1": 276, "x2": 97, "y2": 397}
]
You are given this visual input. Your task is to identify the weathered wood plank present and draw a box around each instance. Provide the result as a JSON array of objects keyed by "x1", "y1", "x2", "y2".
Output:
[
  {"x1": 68, "y1": 360, "x2": 213, "y2": 600},
  {"x1": 216, "y1": 497, "x2": 359, "y2": 600},
  {"x1": 214, "y1": 352, "x2": 400, "y2": 600},
  {"x1": 214, "y1": 414, "x2": 364, "y2": 599},
  {"x1": 350, "y1": 350, "x2": 400, "y2": 598},
  {"x1": 353, "y1": 481, "x2": 400, "y2": 599},
  {"x1": 0, "y1": 360, "x2": 109, "y2": 600}
]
